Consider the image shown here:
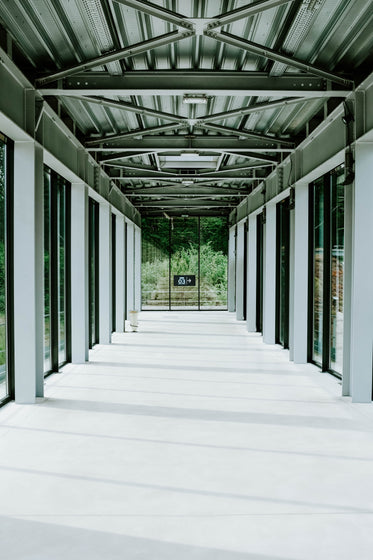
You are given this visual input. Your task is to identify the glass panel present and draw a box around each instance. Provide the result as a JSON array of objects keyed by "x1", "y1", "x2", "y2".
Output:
[
  {"x1": 58, "y1": 179, "x2": 66, "y2": 364},
  {"x1": 200, "y1": 217, "x2": 228, "y2": 310},
  {"x1": 170, "y1": 217, "x2": 199, "y2": 310},
  {"x1": 256, "y1": 214, "x2": 264, "y2": 332},
  {"x1": 43, "y1": 169, "x2": 51, "y2": 373},
  {"x1": 141, "y1": 218, "x2": 170, "y2": 310},
  {"x1": 0, "y1": 137, "x2": 7, "y2": 400},
  {"x1": 312, "y1": 178, "x2": 324, "y2": 364},
  {"x1": 277, "y1": 200, "x2": 290, "y2": 347},
  {"x1": 89, "y1": 199, "x2": 99, "y2": 346},
  {"x1": 330, "y1": 170, "x2": 344, "y2": 373}
]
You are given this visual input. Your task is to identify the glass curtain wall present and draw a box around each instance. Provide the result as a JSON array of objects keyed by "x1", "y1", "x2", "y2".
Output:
[
  {"x1": 88, "y1": 199, "x2": 99, "y2": 348},
  {"x1": 0, "y1": 133, "x2": 13, "y2": 403},
  {"x1": 256, "y1": 213, "x2": 264, "y2": 332},
  {"x1": 310, "y1": 165, "x2": 344, "y2": 376},
  {"x1": 43, "y1": 167, "x2": 71, "y2": 375},
  {"x1": 276, "y1": 198, "x2": 290, "y2": 348},
  {"x1": 141, "y1": 216, "x2": 228, "y2": 310}
]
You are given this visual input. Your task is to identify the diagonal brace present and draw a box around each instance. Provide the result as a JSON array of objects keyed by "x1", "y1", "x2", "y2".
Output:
[
  {"x1": 198, "y1": 122, "x2": 295, "y2": 147},
  {"x1": 207, "y1": 0, "x2": 295, "y2": 31},
  {"x1": 114, "y1": 0, "x2": 194, "y2": 30},
  {"x1": 64, "y1": 95, "x2": 185, "y2": 123},
  {"x1": 206, "y1": 30, "x2": 354, "y2": 88},
  {"x1": 86, "y1": 123, "x2": 187, "y2": 147},
  {"x1": 36, "y1": 30, "x2": 193, "y2": 86}
]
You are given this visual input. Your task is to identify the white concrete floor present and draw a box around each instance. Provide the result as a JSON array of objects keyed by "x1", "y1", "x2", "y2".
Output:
[{"x1": 1, "y1": 311, "x2": 373, "y2": 559}]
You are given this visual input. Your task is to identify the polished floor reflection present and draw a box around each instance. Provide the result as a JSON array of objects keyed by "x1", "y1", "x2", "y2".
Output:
[{"x1": 1, "y1": 312, "x2": 373, "y2": 559}]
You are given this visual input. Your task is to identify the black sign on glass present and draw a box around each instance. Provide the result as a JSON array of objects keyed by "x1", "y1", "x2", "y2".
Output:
[{"x1": 174, "y1": 275, "x2": 196, "y2": 287}]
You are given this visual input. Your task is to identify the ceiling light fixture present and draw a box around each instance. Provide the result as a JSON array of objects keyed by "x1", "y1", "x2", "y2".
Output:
[
  {"x1": 180, "y1": 151, "x2": 199, "y2": 158},
  {"x1": 183, "y1": 95, "x2": 208, "y2": 105},
  {"x1": 182, "y1": 180, "x2": 194, "y2": 185}
]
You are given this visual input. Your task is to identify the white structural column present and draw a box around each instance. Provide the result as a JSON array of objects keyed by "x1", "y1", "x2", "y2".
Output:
[
  {"x1": 13, "y1": 141, "x2": 44, "y2": 402},
  {"x1": 71, "y1": 183, "x2": 89, "y2": 363},
  {"x1": 293, "y1": 182, "x2": 309, "y2": 363},
  {"x1": 235, "y1": 221, "x2": 245, "y2": 321},
  {"x1": 350, "y1": 143, "x2": 373, "y2": 402},
  {"x1": 263, "y1": 203, "x2": 276, "y2": 344},
  {"x1": 227, "y1": 226, "x2": 236, "y2": 312},
  {"x1": 134, "y1": 225, "x2": 141, "y2": 311},
  {"x1": 126, "y1": 221, "x2": 135, "y2": 316},
  {"x1": 247, "y1": 213, "x2": 257, "y2": 332},
  {"x1": 98, "y1": 202, "x2": 111, "y2": 344},
  {"x1": 115, "y1": 214, "x2": 126, "y2": 332}
]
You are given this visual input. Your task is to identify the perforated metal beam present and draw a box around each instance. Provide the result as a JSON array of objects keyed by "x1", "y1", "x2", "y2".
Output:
[
  {"x1": 136, "y1": 199, "x2": 236, "y2": 208},
  {"x1": 87, "y1": 136, "x2": 293, "y2": 151},
  {"x1": 205, "y1": 31, "x2": 354, "y2": 87},
  {"x1": 123, "y1": 185, "x2": 250, "y2": 195},
  {"x1": 36, "y1": 31, "x2": 193, "y2": 86},
  {"x1": 114, "y1": 175, "x2": 262, "y2": 181},
  {"x1": 39, "y1": 72, "x2": 350, "y2": 97}
]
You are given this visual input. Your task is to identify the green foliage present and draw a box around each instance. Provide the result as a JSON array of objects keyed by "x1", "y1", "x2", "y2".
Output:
[{"x1": 142, "y1": 242, "x2": 227, "y2": 305}]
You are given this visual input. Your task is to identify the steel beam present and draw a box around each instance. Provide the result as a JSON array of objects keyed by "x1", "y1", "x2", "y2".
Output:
[
  {"x1": 86, "y1": 123, "x2": 186, "y2": 146},
  {"x1": 127, "y1": 193, "x2": 247, "y2": 198},
  {"x1": 87, "y1": 136, "x2": 293, "y2": 151},
  {"x1": 113, "y1": 0, "x2": 194, "y2": 30},
  {"x1": 63, "y1": 95, "x2": 185, "y2": 123},
  {"x1": 38, "y1": 72, "x2": 351, "y2": 97},
  {"x1": 200, "y1": 122, "x2": 295, "y2": 147},
  {"x1": 141, "y1": 209, "x2": 231, "y2": 216},
  {"x1": 206, "y1": 31, "x2": 354, "y2": 88},
  {"x1": 135, "y1": 199, "x2": 236, "y2": 208},
  {"x1": 208, "y1": 0, "x2": 294, "y2": 30},
  {"x1": 36, "y1": 31, "x2": 193, "y2": 86},
  {"x1": 123, "y1": 184, "x2": 250, "y2": 194},
  {"x1": 114, "y1": 175, "x2": 260, "y2": 180}
]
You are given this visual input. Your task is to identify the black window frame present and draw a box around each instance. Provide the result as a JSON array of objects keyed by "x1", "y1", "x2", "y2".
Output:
[
  {"x1": 44, "y1": 167, "x2": 71, "y2": 377},
  {"x1": 0, "y1": 132, "x2": 14, "y2": 407},
  {"x1": 275, "y1": 198, "x2": 290, "y2": 348}
]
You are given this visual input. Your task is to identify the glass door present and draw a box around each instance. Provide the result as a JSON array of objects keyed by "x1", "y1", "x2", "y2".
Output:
[{"x1": 141, "y1": 216, "x2": 228, "y2": 310}]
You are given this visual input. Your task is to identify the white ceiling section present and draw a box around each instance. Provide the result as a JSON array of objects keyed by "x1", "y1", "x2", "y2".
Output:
[{"x1": 0, "y1": 0, "x2": 371, "y2": 216}]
